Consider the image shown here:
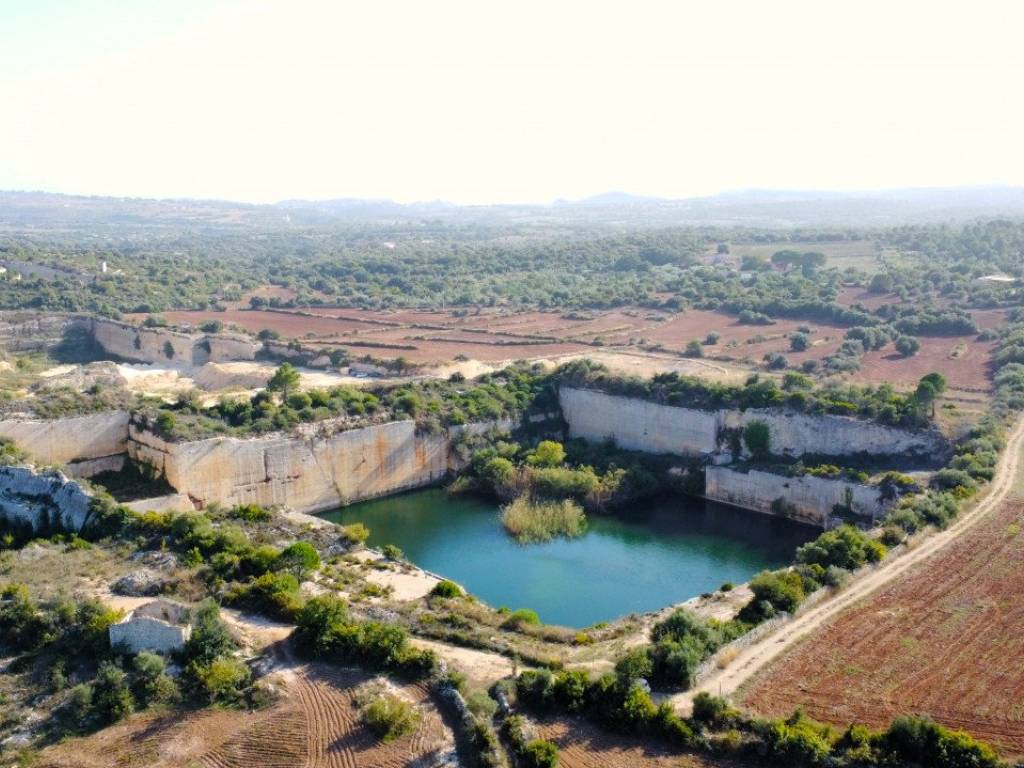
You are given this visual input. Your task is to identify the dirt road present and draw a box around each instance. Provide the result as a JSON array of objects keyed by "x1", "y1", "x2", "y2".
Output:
[{"x1": 671, "y1": 415, "x2": 1024, "y2": 712}]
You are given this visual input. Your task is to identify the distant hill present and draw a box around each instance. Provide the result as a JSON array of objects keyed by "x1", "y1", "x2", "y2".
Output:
[{"x1": 3, "y1": 186, "x2": 1024, "y2": 232}]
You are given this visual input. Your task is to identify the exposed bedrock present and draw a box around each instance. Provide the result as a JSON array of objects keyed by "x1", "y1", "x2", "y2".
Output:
[
  {"x1": 559, "y1": 387, "x2": 947, "y2": 461},
  {"x1": 0, "y1": 410, "x2": 130, "y2": 476},
  {"x1": 704, "y1": 465, "x2": 893, "y2": 527},
  {"x1": 128, "y1": 418, "x2": 515, "y2": 514},
  {"x1": 0, "y1": 465, "x2": 93, "y2": 532},
  {"x1": 89, "y1": 317, "x2": 259, "y2": 366}
]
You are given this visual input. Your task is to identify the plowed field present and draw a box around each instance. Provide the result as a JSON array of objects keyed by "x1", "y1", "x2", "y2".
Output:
[
  {"x1": 743, "y1": 493, "x2": 1024, "y2": 758},
  {"x1": 38, "y1": 662, "x2": 455, "y2": 768},
  {"x1": 536, "y1": 716, "x2": 738, "y2": 768}
]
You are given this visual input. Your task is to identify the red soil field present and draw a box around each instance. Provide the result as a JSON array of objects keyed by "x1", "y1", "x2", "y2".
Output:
[
  {"x1": 132, "y1": 304, "x2": 1004, "y2": 391},
  {"x1": 742, "y1": 497, "x2": 1024, "y2": 758},
  {"x1": 855, "y1": 335, "x2": 996, "y2": 391},
  {"x1": 537, "y1": 716, "x2": 739, "y2": 768}
]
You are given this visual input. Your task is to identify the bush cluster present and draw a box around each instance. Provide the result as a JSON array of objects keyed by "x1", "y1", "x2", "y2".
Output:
[{"x1": 293, "y1": 595, "x2": 437, "y2": 679}]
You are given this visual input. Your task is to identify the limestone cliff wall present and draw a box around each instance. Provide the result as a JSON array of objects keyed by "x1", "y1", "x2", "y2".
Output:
[
  {"x1": 724, "y1": 409, "x2": 947, "y2": 461},
  {"x1": 0, "y1": 312, "x2": 81, "y2": 352},
  {"x1": 0, "y1": 465, "x2": 93, "y2": 531},
  {"x1": 559, "y1": 388, "x2": 946, "y2": 461},
  {"x1": 559, "y1": 388, "x2": 719, "y2": 455},
  {"x1": 90, "y1": 318, "x2": 258, "y2": 366},
  {"x1": 128, "y1": 418, "x2": 459, "y2": 514},
  {"x1": 0, "y1": 410, "x2": 130, "y2": 470},
  {"x1": 705, "y1": 465, "x2": 892, "y2": 527}
]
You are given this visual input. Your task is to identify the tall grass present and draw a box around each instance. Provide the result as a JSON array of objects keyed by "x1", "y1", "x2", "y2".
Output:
[{"x1": 501, "y1": 495, "x2": 587, "y2": 543}]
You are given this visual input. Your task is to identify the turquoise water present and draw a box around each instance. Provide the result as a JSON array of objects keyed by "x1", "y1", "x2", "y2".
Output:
[{"x1": 320, "y1": 489, "x2": 816, "y2": 627}]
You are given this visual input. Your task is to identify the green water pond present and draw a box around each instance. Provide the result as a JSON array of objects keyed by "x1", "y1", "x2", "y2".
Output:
[{"x1": 320, "y1": 488, "x2": 816, "y2": 628}]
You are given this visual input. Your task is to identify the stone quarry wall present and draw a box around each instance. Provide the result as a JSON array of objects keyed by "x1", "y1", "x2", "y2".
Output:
[
  {"x1": 559, "y1": 387, "x2": 946, "y2": 460},
  {"x1": 0, "y1": 312, "x2": 81, "y2": 353},
  {"x1": 0, "y1": 465, "x2": 93, "y2": 532},
  {"x1": 0, "y1": 410, "x2": 130, "y2": 475},
  {"x1": 560, "y1": 387, "x2": 719, "y2": 455},
  {"x1": 128, "y1": 418, "x2": 461, "y2": 514},
  {"x1": 705, "y1": 465, "x2": 892, "y2": 527},
  {"x1": 89, "y1": 318, "x2": 258, "y2": 366},
  {"x1": 724, "y1": 409, "x2": 947, "y2": 461}
]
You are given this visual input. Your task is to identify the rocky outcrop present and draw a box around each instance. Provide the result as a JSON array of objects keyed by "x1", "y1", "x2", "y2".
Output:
[
  {"x1": 128, "y1": 418, "x2": 462, "y2": 514},
  {"x1": 0, "y1": 464, "x2": 93, "y2": 532},
  {"x1": 705, "y1": 465, "x2": 893, "y2": 527},
  {"x1": 559, "y1": 387, "x2": 947, "y2": 461},
  {"x1": 89, "y1": 318, "x2": 259, "y2": 366},
  {"x1": 0, "y1": 410, "x2": 130, "y2": 470}
]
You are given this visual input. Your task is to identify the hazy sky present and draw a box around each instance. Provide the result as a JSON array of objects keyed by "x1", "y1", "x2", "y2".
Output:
[{"x1": 2, "y1": 0, "x2": 1023, "y2": 204}]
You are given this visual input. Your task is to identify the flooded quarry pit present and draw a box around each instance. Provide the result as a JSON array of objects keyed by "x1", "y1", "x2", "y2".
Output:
[{"x1": 321, "y1": 488, "x2": 817, "y2": 627}]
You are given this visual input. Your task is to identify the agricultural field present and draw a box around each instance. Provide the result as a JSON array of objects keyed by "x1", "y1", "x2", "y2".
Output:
[
  {"x1": 535, "y1": 716, "x2": 736, "y2": 768},
  {"x1": 134, "y1": 302, "x2": 1007, "y2": 395},
  {"x1": 36, "y1": 661, "x2": 455, "y2": 768},
  {"x1": 741, "y1": 444, "x2": 1024, "y2": 758}
]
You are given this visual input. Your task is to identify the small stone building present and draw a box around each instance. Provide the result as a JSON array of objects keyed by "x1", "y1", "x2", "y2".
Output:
[{"x1": 109, "y1": 599, "x2": 192, "y2": 654}]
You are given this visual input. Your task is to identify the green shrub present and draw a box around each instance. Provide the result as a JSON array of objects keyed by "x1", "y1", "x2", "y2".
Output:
[
  {"x1": 361, "y1": 691, "x2": 421, "y2": 742},
  {"x1": 503, "y1": 608, "x2": 541, "y2": 630},
  {"x1": 795, "y1": 525, "x2": 886, "y2": 571},
  {"x1": 521, "y1": 739, "x2": 559, "y2": 768},
  {"x1": 878, "y1": 715, "x2": 1000, "y2": 768},
  {"x1": 192, "y1": 656, "x2": 251, "y2": 705},
  {"x1": 429, "y1": 579, "x2": 463, "y2": 599},
  {"x1": 743, "y1": 420, "x2": 771, "y2": 459},
  {"x1": 339, "y1": 522, "x2": 370, "y2": 546}
]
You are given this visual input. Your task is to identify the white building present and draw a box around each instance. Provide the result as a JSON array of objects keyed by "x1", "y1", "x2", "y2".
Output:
[{"x1": 109, "y1": 599, "x2": 192, "y2": 655}]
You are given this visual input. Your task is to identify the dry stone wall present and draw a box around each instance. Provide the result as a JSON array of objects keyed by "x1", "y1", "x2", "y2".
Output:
[{"x1": 705, "y1": 465, "x2": 892, "y2": 526}]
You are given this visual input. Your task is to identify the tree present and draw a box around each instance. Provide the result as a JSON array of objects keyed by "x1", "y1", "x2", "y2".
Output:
[
  {"x1": 789, "y1": 332, "x2": 809, "y2": 352},
  {"x1": 92, "y1": 662, "x2": 134, "y2": 724},
  {"x1": 276, "y1": 541, "x2": 321, "y2": 579},
  {"x1": 869, "y1": 273, "x2": 895, "y2": 293},
  {"x1": 684, "y1": 340, "x2": 703, "y2": 358},
  {"x1": 527, "y1": 440, "x2": 566, "y2": 468},
  {"x1": 266, "y1": 362, "x2": 300, "y2": 401},
  {"x1": 894, "y1": 335, "x2": 920, "y2": 357},
  {"x1": 915, "y1": 372, "x2": 947, "y2": 417},
  {"x1": 184, "y1": 601, "x2": 236, "y2": 665}
]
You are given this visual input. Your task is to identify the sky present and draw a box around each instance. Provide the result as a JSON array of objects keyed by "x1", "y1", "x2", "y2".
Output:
[{"x1": 2, "y1": 0, "x2": 1024, "y2": 205}]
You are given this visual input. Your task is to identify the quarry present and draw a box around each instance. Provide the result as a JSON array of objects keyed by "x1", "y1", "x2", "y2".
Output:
[{"x1": 0, "y1": 316, "x2": 946, "y2": 621}]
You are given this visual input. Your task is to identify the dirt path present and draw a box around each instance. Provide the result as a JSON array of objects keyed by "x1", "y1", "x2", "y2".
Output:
[{"x1": 670, "y1": 415, "x2": 1024, "y2": 712}]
